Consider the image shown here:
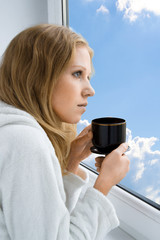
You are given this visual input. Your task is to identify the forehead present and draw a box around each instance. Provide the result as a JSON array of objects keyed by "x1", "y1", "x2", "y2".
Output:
[{"x1": 69, "y1": 46, "x2": 91, "y2": 68}]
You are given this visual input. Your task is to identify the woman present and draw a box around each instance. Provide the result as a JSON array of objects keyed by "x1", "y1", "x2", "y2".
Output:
[{"x1": 0, "y1": 24, "x2": 129, "y2": 239}]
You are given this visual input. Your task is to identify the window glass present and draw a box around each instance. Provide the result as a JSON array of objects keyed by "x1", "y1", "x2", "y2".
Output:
[{"x1": 69, "y1": 0, "x2": 160, "y2": 206}]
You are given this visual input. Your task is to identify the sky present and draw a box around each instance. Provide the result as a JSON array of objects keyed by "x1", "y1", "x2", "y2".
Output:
[{"x1": 69, "y1": 0, "x2": 160, "y2": 206}]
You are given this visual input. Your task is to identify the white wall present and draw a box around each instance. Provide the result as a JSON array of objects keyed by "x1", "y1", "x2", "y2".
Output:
[{"x1": 0, "y1": 0, "x2": 62, "y2": 58}]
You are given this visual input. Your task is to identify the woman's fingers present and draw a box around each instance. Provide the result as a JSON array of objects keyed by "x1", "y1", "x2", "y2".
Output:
[
  {"x1": 78, "y1": 124, "x2": 91, "y2": 137},
  {"x1": 95, "y1": 156, "x2": 104, "y2": 164},
  {"x1": 75, "y1": 126, "x2": 93, "y2": 147},
  {"x1": 114, "y1": 142, "x2": 129, "y2": 155},
  {"x1": 95, "y1": 157, "x2": 104, "y2": 170},
  {"x1": 96, "y1": 167, "x2": 101, "y2": 173}
]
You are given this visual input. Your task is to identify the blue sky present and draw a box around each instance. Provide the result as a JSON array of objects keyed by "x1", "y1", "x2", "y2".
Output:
[{"x1": 69, "y1": 0, "x2": 160, "y2": 205}]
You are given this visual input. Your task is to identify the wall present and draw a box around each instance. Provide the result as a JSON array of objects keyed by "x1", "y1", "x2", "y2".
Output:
[{"x1": 0, "y1": 0, "x2": 62, "y2": 58}]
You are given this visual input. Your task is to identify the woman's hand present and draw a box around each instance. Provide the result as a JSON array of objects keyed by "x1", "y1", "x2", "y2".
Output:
[
  {"x1": 94, "y1": 143, "x2": 130, "y2": 195},
  {"x1": 66, "y1": 125, "x2": 93, "y2": 175}
]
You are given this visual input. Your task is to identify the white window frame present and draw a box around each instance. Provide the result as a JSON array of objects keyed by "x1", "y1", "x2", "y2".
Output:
[
  {"x1": 47, "y1": 0, "x2": 68, "y2": 26},
  {"x1": 83, "y1": 164, "x2": 160, "y2": 240}
]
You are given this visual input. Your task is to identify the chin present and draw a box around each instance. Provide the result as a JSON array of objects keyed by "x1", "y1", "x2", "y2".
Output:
[
  {"x1": 69, "y1": 119, "x2": 81, "y2": 124},
  {"x1": 64, "y1": 117, "x2": 81, "y2": 124}
]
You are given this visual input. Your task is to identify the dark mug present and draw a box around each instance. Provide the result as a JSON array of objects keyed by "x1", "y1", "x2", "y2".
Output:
[{"x1": 91, "y1": 117, "x2": 126, "y2": 154}]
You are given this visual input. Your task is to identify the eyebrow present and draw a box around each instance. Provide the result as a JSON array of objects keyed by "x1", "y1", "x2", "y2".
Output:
[
  {"x1": 71, "y1": 65, "x2": 87, "y2": 69},
  {"x1": 71, "y1": 65, "x2": 92, "y2": 73}
]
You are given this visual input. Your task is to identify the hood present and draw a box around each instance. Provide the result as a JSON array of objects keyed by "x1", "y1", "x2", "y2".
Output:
[{"x1": 0, "y1": 101, "x2": 41, "y2": 130}]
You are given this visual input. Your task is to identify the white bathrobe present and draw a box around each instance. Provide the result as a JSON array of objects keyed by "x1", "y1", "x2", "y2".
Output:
[{"x1": 0, "y1": 101, "x2": 119, "y2": 240}]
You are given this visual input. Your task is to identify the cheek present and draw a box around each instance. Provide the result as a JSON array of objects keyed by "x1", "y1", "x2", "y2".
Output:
[
  {"x1": 51, "y1": 85, "x2": 73, "y2": 114},
  {"x1": 52, "y1": 82, "x2": 66, "y2": 104},
  {"x1": 51, "y1": 75, "x2": 81, "y2": 118},
  {"x1": 55, "y1": 81, "x2": 79, "y2": 104}
]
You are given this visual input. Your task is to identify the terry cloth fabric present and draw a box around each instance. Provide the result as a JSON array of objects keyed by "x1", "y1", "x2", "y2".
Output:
[{"x1": 0, "y1": 101, "x2": 119, "y2": 240}]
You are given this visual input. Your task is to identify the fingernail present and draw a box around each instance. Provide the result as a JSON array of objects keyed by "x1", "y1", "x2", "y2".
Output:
[
  {"x1": 126, "y1": 145, "x2": 131, "y2": 152},
  {"x1": 124, "y1": 142, "x2": 128, "y2": 149}
]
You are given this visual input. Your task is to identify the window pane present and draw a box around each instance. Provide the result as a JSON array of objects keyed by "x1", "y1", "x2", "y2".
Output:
[{"x1": 69, "y1": 0, "x2": 160, "y2": 206}]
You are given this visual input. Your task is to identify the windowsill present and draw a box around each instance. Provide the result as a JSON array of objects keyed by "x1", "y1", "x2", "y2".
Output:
[
  {"x1": 105, "y1": 227, "x2": 135, "y2": 240},
  {"x1": 82, "y1": 165, "x2": 160, "y2": 240}
]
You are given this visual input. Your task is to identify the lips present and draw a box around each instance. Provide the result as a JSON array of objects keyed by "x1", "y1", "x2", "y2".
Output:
[
  {"x1": 77, "y1": 103, "x2": 88, "y2": 107},
  {"x1": 77, "y1": 103, "x2": 87, "y2": 112}
]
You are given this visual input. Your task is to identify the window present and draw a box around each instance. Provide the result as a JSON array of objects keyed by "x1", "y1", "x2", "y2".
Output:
[{"x1": 69, "y1": 0, "x2": 160, "y2": 210}]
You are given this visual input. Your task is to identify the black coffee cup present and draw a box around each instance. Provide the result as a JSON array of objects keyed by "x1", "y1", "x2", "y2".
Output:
[{"x1": 91, "y1": 117, "x2": 126, "y2": 154}]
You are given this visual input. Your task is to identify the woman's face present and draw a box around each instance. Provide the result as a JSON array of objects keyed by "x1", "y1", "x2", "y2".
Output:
[{"x1": 52, "y1": 46, "x2": 95, "y2": 124}]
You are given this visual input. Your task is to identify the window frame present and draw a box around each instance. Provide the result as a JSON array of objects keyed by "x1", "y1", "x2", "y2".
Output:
[
  {"x1": 81, "y1": 162, "x2": 160, "y2": 211},
  {"x1": 63, "y1": 0, "x2": 160, "y2": 238},
  {"x1": 47, "y1": 0, "x2": 69, "y2": 26},
  {"x1": 62, "y1": 0, "x2": 69, "y2": 26},
  {"x1": 66, "y1": 0, "x2": 160, "y2": 211},
  {"x1": 81, "y1": 163, "x2": 160, "y2": 240},
  {"x1": 47, "y1": 0, "x2": 62, "y2": 24}
]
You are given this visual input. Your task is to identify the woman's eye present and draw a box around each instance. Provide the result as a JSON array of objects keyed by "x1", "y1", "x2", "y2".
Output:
[{"x1": 73, "y1": 71, "x2": 82, "y2": 78}]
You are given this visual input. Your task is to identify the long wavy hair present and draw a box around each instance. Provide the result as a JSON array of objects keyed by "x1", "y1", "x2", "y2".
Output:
[{"x1": 0, "y1": 24, "x2": 93, "y2": 175}]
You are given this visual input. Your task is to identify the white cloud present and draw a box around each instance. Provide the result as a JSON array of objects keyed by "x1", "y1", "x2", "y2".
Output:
[
  {"x1": 126, "y1": 128, "x2": 159, "y2": 160},
  {"x1": 135, "y1": 162, "x2": 145, "y2": 181},
  {"x1": 149, "y1": 158, "x2": 159, "y2": 166},
  {"x1": 145, "y1": 186, "x2": 160, "y2": 204},
  {"x1": 146, "y1": 186, "x2": 153, "y2": 192},
  {"x1": 96, "y1": 5, "x2": 109, "y2": 14},
  {"x1": 126, "y1": 128, "x2": 160, "y2": 181},
  {"x1": 79, "y1": 119, "x2": 90, "y2": 126},
  {"x1": 77, "y1": 119, "x2": 90, "y2": 134},
  {"x1": 116, "y1": 0, "x2": 160, "y2": 22}
]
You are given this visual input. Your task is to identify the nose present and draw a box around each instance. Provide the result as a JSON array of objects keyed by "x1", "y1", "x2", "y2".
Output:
[{"x1": 82, "y1": 82, "x2": 95, "y2": 97}]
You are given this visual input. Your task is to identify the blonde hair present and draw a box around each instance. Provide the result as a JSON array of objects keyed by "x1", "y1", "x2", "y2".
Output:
[{"x1": 0, "y1": 24, "x2": 94, "y2": 174}]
